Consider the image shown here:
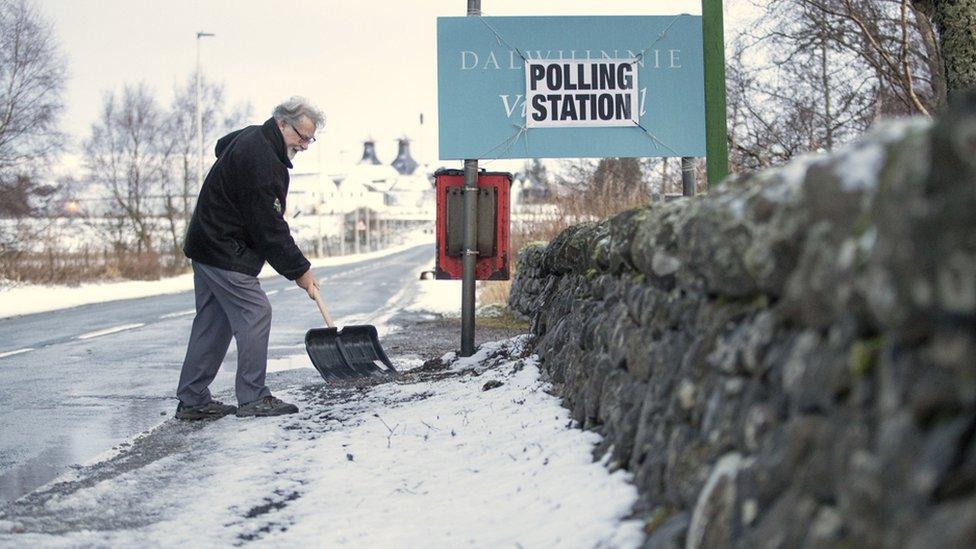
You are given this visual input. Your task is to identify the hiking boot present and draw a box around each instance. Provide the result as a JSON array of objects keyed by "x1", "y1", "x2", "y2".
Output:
[
  {"x1": 175, "y1": 399, "x2": 237, "y2": 420},
  {"x1": 236, "y1": 395, "x2": 299, "y2": 417}
]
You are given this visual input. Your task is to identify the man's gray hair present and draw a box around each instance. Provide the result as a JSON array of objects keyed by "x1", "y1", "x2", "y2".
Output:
[{"x1": 272, "y1": 96, "x2": 325, "y2": 128}]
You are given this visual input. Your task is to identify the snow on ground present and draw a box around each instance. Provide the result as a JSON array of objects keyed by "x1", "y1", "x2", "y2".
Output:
[
  {"x1": 0, "y1": 337, "x2": 645, "y2": 547},
  {"x1": 0, "y1": 232, "x2": 434, "y2": 319},
  {"x1": 404, "y1": 278, "x2": 462, "y2": 317},
  {"x1": 0, "y1": 228, "x2": 646, "y2": 546},
  {"x1": 401, "y1": 276, "x2": 502, "y2": 320}
]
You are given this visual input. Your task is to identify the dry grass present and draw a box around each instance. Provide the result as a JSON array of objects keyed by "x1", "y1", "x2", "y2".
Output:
[
  {"x1": 477, "y1": 279, "x2": 513, "y2": 307},
  {"x1": 476, "y1": 307, "x2": 531, "y2": 331},
  {"x1": 492, "y1": 178, "x2": 654, "y2": 307},
  {"x1": 0, "y1": 248, "x2": 188, "y2": 286}
]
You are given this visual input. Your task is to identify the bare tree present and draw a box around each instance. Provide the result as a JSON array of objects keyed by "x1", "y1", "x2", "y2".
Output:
[
  {"x1": 554, "y1": 158, "x2": 649, "y2": 219},
  {"x1": 166, "y1": 72, "x2": 251, "y2": 223},
  {"x1": 0, "y1": 0, "x2": 66, "y2": 262},
  {"x1": 80, "y1": 76, "x2": 249, "y2": 277},
  {"x1": 0, "y1": 174, "x2": 53, "y2": 216},
  {"x1": 0, "y1": 0, "x2": 65, "y2": 179},
  {"x1": 727, "y1": 0, "x2": 944, "y2": 170},
  {"x1": 799, "y1": 0, "x2": 943, "y2": 114},
  {"x1": 84, "y1": 84, "x2": 175, "y2": 275},
  {"x1": 161, "y1": 73, "x2": 250, "y2": 262}
]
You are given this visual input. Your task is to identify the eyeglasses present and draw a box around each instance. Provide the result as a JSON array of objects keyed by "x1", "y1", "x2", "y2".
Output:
[{"x1": 288, "y1": 123, "x2": 316, "y2": 144}]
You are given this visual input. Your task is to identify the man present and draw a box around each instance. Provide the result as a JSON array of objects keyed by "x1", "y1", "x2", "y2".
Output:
[{"x1": 175, "y1": 97, "x2": 323, "y2": 420}]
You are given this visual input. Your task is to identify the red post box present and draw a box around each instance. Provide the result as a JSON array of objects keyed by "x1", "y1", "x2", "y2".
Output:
[{"x1": 434, "y1": 169, "x2": 511, "y2": 280}]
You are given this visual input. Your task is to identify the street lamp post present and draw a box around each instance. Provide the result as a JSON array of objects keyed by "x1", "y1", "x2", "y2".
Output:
[{"x1": 196, "y1": 31, "x2": 215, "y2": 195}]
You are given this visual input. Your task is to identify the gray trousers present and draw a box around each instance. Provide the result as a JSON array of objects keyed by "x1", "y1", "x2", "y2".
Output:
[{"x1": 176, "y1": 261, "x2": 273, "y2": 406}]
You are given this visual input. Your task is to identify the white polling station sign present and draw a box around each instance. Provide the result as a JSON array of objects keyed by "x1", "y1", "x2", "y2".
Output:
[{"x1": 524, "y1": 59, "x2": 639, "y2": 128}]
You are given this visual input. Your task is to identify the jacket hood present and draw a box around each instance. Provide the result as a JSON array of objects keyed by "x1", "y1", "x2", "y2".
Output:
[
  {"x1": 214, "y1": 128, "x2": 244, "y2": 158},
  {"x1": 213, "y1": 118, "x2": 293, "y2": 169},
  {"x1": 261, "y1": 118, "x2": 293, "y2": 169}
]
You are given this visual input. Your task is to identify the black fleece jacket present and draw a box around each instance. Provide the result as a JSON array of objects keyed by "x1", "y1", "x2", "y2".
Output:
[{"x1": 183, "y1": 118, "x2": 311, "y2": 280}]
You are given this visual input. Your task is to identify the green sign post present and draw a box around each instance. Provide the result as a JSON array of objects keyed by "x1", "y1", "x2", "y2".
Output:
[{"x1": 701, "y1": 0, "x2": 729, "y2": 188}]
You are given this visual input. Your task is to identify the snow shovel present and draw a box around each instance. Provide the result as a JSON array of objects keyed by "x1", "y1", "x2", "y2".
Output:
[{"x1": 305, "y1": 288, "x2": 397, "y2": 381}]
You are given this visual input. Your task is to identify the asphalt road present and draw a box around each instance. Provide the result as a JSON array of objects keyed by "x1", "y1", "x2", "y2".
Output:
[{"x1": 0, "y1": 244, "x2": 434, "y2": 505}]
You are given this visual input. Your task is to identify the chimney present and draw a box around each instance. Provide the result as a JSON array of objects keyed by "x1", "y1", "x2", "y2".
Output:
[
  {"x1": 359, "y1": 140, "x2": 381, "y2": 165},
  {"x1": 391, "y1": 138, "x2": 418, "y2": 175}
]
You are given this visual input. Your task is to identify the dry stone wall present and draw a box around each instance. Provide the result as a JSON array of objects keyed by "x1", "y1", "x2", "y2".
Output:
[{"x1": 509, "y1": 95, "x2": 976, "y2": 548}]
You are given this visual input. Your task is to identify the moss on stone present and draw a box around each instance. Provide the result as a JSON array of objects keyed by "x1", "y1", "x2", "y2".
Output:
[
  {"x1": 643, "y1": 505, "x2": 677, "y2": 534},
  {"x1": 849, "y1": 337, "x2": 884, "y2": 378},
  {"x1": 476, "y1": 308, "x2": 532, "y2": 331},
  {"x1": 852, "y1": 213, "x2": 874, "y2": 238},
  {"x1": 523, "y1": 240, "x2": 549, "y2": 249}
]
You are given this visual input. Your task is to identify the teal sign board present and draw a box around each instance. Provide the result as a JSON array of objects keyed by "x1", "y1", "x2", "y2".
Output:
[{"x1": 436, "y1": 15, "x2": 705, "y2": 160}]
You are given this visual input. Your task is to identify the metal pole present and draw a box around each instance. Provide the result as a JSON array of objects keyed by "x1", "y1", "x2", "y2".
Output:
[
  {"x1": 354, "y1": 209, "x2": 360, "y2": 255},
  {"x1": 317, "y1": 209, "x2": 323, "y2": 257},
  {"x1": 681, "y1": 157, "x2": 696, "y2": 196},
  {"x1": 461, "y1": 0, "x2": 481, "y2": 357},
  {"x1": 461, "y1": 160, "x2": 478, "y2": 357},
  {"x1": 195, "y1": 32, "x2": 214, "y2": 196},
  {"x1": 365, "y1": 207, "x2": 371, "y2": 251},
  {"x1": 196, "y1": 37, "x2": 201, "y2": 195},
  {"x1": 701, "y1": 1, "x2": 728, "y2": 188}
]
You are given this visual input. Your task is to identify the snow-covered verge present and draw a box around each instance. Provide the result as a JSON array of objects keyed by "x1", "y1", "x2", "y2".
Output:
[
  {"x1": 0, "y1": 336, "x2": 644, "y2": 547},
  {"x1": 404, "y1": 278, "x2": 461, "y2": 317},
  {"x1": 0, "y1": 234, "x2": 433, "y2": 319}
]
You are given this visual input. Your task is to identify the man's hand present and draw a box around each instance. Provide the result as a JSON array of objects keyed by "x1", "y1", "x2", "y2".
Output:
[{"x1": 295, "y1": 269, "x2": 320, "y2": 300}]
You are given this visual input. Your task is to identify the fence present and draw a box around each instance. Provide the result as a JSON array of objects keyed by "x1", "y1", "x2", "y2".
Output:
[{"x1": 0, "y1": 214, "x2": 432, "y2": 286}]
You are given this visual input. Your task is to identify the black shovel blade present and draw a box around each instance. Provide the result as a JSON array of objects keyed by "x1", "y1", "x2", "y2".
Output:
[
  {"x1": 336, "y1": 325, "x2": 397, "y2": 377},
  {"x1": 305, "y1": 327, "x2": 357, "y2": 381}
]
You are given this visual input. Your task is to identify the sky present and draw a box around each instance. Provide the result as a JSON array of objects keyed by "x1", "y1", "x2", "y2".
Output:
[{"x1": 34, "y1": 1, "x2": 754, "y2": 176}]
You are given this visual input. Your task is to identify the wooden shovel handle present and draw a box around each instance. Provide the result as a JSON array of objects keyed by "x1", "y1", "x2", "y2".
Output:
[{"x1": 310, "y1": 286, "x2": 335, "y2": 328}]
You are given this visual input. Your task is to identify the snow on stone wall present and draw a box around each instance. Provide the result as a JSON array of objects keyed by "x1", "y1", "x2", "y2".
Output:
[{"x1": 509, "y1": 94, "x2": 976, "y2": 547}]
